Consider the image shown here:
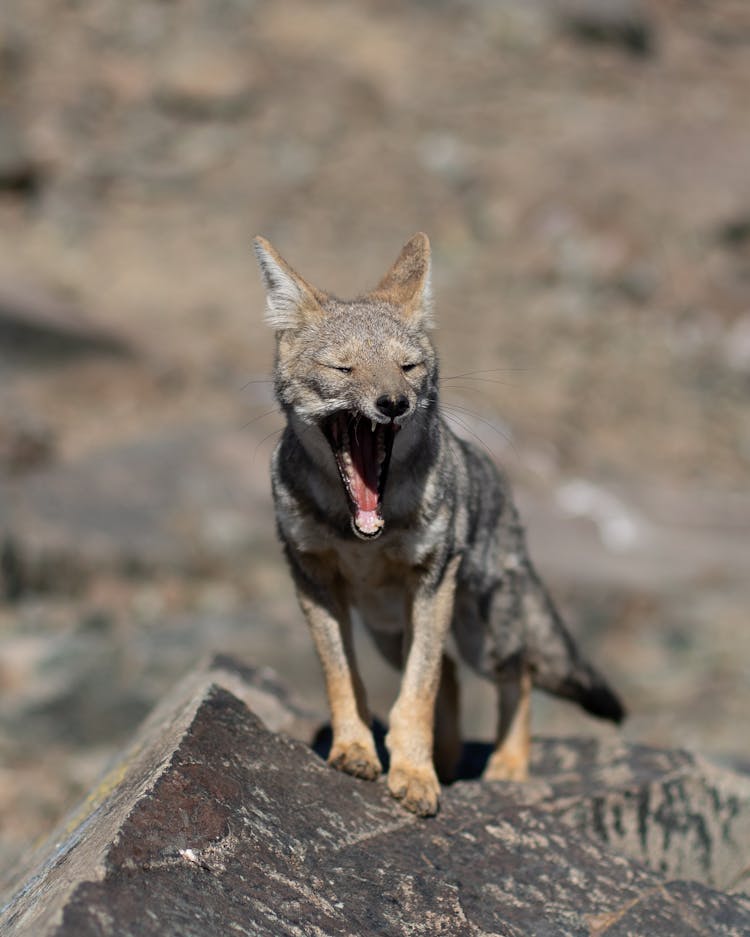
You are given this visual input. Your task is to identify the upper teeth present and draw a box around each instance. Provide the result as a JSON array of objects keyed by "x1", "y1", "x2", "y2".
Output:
[{"x1": 371, "y1": 420, "x2": 377, "y2": 433}]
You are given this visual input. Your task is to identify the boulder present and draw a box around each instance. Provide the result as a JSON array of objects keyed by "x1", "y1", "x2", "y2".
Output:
[
  {"x1": 554, "y1": 0, "x2": 656, "y2": 57},
  {"x1": 1, "y1": 655, "x2": 748, "y2": 936},
  {"x1": 0, "y1": 281, "x2": 133, "y2": 366},
  {"x1": 0, "y1": 107, "x2": 37, "y2": 196},
  {"x1": 154, "y1": 43, "x2": 258, "y2": 121},
  {"x1": 0, "y1": 422, "x2": 275, "y2": 596}
]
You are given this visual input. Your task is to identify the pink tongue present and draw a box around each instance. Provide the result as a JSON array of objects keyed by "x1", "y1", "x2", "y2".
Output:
[
  {"x1": 350, "y1": 426, "x2": 380, "y2": 530},
  {"x1": 354, "y1": 509, "x2": 381, "y2": 535}
]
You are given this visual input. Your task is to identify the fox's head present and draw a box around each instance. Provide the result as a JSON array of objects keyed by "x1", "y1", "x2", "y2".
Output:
[{"x1": 253, "y1": 233, "x2": 439, "y2": 541}]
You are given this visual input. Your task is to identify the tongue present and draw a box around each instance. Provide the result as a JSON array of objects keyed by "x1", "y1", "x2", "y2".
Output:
[
  {"x1": 354, "y1": 508, "x2": 382, "y2": 535},
  {"x1": 350, "y1": 424, "x2": 382, "y2": 533}
]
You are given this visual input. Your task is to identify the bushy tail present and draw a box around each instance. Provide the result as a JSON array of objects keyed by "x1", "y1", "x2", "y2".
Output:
[
  {"x1": 551, "y1": 662, "x2": 626, "y2": 724},
  {"x1": 523, "y1": 569, "x2": 626, "y2": 724}
]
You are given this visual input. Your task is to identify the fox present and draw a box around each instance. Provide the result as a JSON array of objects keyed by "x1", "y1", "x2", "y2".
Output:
[{"x1": 253, "y1": 232, "x2": 625, "y2": 816}]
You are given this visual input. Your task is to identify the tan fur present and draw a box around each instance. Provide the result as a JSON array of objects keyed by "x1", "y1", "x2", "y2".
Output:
[
  {"x1": 298, "y1": 587, "x2": 381, "y2": 781},
  {"x1": 253, "y1": 236, "x2": 328, "y2": 329},
  {"x1": 371, "y1": 232, "x2": 433, "y2": 322},
  {"x1": 254, "y1": 232, "x2": 625, "y2": 817},
  {"x1": 385, "y1": 553, "x2": 461, "y2": 814},
  {"x1": 484, "y1": 665, "x2": 532, "y2": 782}
]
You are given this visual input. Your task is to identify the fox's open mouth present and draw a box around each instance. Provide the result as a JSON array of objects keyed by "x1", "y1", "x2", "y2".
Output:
[{"x1": 322, "y1": 412, "x2": 398, "y2": 539}]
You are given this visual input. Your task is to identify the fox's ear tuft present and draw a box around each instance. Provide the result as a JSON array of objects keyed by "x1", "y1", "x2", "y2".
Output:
[
  {"x1": 253, "y1": 236, "x2": 324, "y2": 329},
  {"x1": 373, "y1": 232, "x2": 434, "y2": 327}
]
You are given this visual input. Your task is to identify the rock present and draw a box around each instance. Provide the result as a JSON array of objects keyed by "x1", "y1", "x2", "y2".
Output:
[
  {"x1": 723, "y1": 315, "x2": 750, "y2": 375},
  {"x1": 0, "y1": 422, "x2": 275, "y2": 595},
  {"x1": 0, "y1": 33, "x2": 37, "y2": 196},
  {"x1": 0, "y1": 281, "x2": 134, "y2": 367},
  {"x1": 555, "y1": 0, "x2": 656, "y2": 56},
  {"x1": 0, "y1": 414, "x2": 55, "y2": 475},
  {"x1": 154, "y1": 44, "x2": 257, "y2": 120},
  {"x1": 1, "y1": 656, "x2": 748, "y2": 936},
  {"x1": 0, "y1": 537, "x2": 24, "y2": 601},
  {"x1": 0, "y1": 107, "x2": 37, "y2": 195},
  {"x1": 717, "y1": 215, "x2": 750, "y2": 248},
  {"x1": 535, "y1": 739, "x2": 750, "y2": 891}
]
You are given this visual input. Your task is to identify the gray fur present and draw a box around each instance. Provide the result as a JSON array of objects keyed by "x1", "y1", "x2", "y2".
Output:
[{"x1": 256, "y1": 234, "x2": 624, "y2": 771}]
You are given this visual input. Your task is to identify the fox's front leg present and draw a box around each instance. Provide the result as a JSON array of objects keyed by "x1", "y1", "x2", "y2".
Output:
[
  {"x1": 296, "y1": 577, "x2": 381, "y2": 781},
  {"x1": 386, "y1": 556, "x2": 461, "y2": 816}
]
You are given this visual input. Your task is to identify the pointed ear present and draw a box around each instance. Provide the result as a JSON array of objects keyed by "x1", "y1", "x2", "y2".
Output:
[
  {"x1": 372, "y1": 232, "x2": 434, "y2": 326},
  {"x1": 253, "y1": 236, "x2": 326, "y2": 329}
]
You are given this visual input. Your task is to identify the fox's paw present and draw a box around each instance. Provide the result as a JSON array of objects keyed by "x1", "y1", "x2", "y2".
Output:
[
  {"x1": 483, "y1": 750, "x2": 529, "y2": 782},
  {"x1": 387, "y1": 762, "x2": 441, "y2": 817},
  {"x1": 328, "y1": 740, "x2": 381, "y2": 781}
]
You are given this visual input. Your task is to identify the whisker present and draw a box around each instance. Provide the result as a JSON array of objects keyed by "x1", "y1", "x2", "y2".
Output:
[
  {"x1": 441, "y1": 412, "x2": 496, "y2": 460},
  {"x1": 441, "y1": 403, "x2": 518, "y2": 457},
  {"x1": 442, "y1": 402, "x2": 513, "y2": 439},
  {"x1": 240, "y1": 406, "x2": 282, "y2": 430},
  {"x1": 442, "y1": 384, "x2": 516, "y2": 397},
  {"x1": 239, "y1": 376, "x2": 275, "y2": 391},
  {"x1": 253, "y1": 426, "x2": 284, "y2": 462},
  {"x1": 443, "y1": 367, "x2": 527, "y2": 380},
  {"x1": 443, "y1": 376, "x2": 519, "y2": 388},
  {"x1": 423, "y1": 390, "x2": 516, "y2": 449}
]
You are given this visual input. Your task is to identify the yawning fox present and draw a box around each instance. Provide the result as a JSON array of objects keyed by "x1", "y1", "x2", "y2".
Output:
[{"x1": 253, "y1": 232, "x2": 624, "y2": 816}]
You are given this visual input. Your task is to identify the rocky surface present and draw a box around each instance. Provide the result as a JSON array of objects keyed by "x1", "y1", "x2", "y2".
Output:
[
  {"x1": 1, "y1": 0, "x2": 750, "y2": 895},
  {"x1": 1, "y1": 657, "x2": 749, "y2": 937}
]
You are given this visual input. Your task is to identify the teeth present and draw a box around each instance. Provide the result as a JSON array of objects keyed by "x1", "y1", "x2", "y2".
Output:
[{"x1": 371, "y1": 420, "x2": 377, "y2": 433}]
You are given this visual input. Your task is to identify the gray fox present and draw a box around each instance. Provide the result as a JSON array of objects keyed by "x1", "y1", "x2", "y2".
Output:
[{"x1": 253, "y1": 232, "x2": 624, "y2": 816}]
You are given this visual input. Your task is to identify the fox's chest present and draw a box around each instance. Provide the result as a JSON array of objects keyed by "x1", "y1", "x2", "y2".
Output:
[
  {"x1": 335, "y1": 542, "x2": 414, "y2": 635},
  {"x1": 336, "y1": 543, "x2": 410, "y2": 591}
]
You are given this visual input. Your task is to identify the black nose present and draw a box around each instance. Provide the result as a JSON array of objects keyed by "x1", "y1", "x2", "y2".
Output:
[{"x1": 376, "y1": 394, "x2": 409, "y2": 419}]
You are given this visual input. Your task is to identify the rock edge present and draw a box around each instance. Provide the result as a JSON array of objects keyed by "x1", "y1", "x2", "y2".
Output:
[{"x1": 1, "y1": 655, "x2": 749, "y2": 936}]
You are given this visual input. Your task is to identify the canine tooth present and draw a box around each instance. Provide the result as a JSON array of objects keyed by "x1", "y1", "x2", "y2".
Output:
[{"x1": 371, "y1": 420, "x2": 376, "y2": 433}]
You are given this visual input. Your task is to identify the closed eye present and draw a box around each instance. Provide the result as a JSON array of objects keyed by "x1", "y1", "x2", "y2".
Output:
[
  {"x1": 401, "y1": 362, "x2": 423, "y2": 373},
  {"x1": 325, "y1": 364, "x2": 352, "y2": 373}
]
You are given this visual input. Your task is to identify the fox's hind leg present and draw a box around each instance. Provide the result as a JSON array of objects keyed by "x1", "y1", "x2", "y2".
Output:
[
  {"x1": 484, "y1": 656, "x2": 531, "y2": 781},
  {"x1": 433, "y1": 654, "x2": 461, "y2": 783}
]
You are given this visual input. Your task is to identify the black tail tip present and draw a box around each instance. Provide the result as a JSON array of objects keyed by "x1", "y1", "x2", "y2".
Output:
[{"x1": 582, "y1": 682, "x2": 627, "y2": 724}]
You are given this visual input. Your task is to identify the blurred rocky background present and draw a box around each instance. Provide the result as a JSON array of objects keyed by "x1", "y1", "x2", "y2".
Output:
[{"x1": 1, "y1": 0, "x2": 749, "y2": 884}]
